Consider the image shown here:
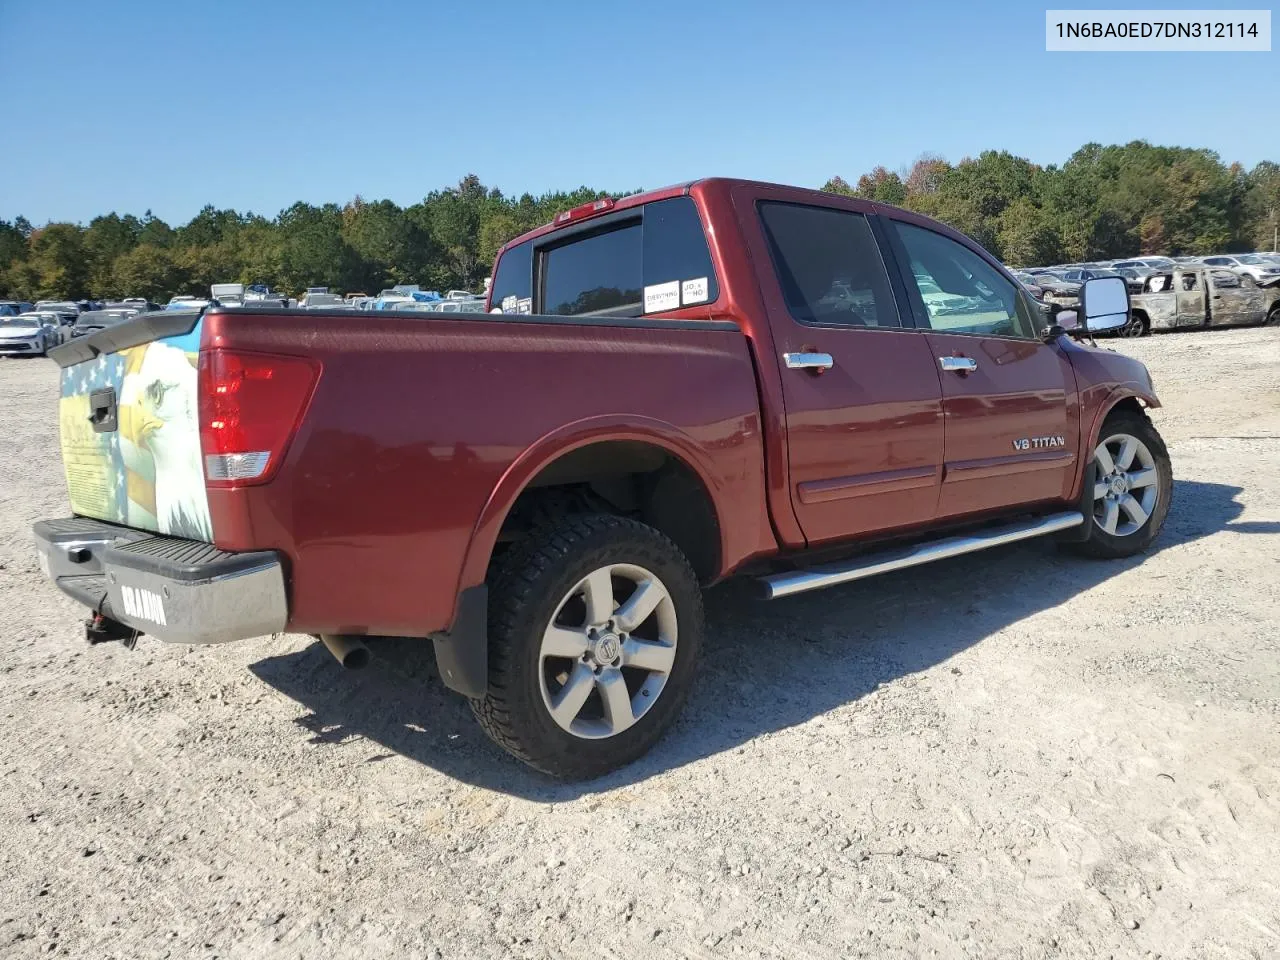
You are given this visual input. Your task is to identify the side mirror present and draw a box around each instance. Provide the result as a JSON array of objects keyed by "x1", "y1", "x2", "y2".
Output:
[
  {"x1": 1055, "y1": 309, "x2": 1079, "y2": 330},
  {"x1": 1079, "y1": 276, "x2": 1129, "y2": 334}
]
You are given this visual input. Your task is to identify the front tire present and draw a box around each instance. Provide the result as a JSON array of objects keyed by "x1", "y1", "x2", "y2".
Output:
[
  {"x1": 1068, "y1": 409, "x2": 1172, "y2": 559},
  {"x1": 472, "y1": 513, "x2": 703, "y2": 779}
]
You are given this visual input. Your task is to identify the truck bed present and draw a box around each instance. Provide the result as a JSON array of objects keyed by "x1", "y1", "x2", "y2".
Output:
[{"x1": 190, "y1": 307, "x2": 770, "y2": 636}]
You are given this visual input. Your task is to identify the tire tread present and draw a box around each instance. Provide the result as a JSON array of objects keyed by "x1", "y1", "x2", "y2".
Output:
[{"x1": 471, "y1": 513, "x2": 703, "y2": 778}]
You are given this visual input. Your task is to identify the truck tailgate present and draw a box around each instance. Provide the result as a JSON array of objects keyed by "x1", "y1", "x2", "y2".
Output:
[{"x1": 51, "y1": 311, "x2": 213, "y2": 541}]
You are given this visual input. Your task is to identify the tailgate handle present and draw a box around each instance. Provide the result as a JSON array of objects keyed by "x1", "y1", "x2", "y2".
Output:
[{"x1": 88, "y1": 387, "x2": 118, "y2": 433}]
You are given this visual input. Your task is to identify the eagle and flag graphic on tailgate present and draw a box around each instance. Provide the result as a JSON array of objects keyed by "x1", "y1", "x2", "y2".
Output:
[{"x1": 57, "y1": 323, "x2": 213, "y2": 541}]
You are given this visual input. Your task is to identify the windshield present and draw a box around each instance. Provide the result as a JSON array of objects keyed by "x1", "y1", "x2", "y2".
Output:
[
  {"x1": 1236, "y1": 255, "x2": 1265, "y2": 264},
  {"x1": 0, "y1": 317, "x2": 39, "y2": 328}
]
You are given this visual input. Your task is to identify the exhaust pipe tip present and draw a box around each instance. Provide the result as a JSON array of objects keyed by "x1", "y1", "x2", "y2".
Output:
[{"x1": 319, "y1": 634, "x2": 371, "y2": 670}]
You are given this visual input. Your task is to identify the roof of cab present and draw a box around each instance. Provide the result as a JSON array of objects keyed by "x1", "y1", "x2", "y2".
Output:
[{"x1": 497, "y1": 181, "x2": 697, "y2": 255}]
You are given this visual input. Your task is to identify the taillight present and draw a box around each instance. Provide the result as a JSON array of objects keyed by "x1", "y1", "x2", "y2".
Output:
[{"x1": 198, "y1": 349, "x2": 319, "y2": 487}]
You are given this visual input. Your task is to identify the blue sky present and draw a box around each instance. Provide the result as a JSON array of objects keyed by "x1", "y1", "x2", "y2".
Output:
[{"x1": 1, "y1": 0, "x2": 1275, "y2": 225}]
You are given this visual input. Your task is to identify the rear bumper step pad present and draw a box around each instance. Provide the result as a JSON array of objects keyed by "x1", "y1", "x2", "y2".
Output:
[{"x1": 33, "y1": 517, "x2": 287, "y2": 645}]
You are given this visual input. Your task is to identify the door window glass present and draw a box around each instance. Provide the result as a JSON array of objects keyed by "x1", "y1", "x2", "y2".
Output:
[{"x1": 892, "y1": 222, "x2": 1038, "y2": 339}]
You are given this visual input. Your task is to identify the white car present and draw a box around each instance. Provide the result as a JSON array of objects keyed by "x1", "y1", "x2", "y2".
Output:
[
  {"x1": 0, "y1": 314, "x2": 59, "y2": 356},
  {"x1": 1112, "y1": 257, "x2": 1177, "y2": 271},
  {"x1": 165, "y1": 298, "x2": 211, "y2": 311},
  {"x1": 1199, "y1": 254, "x2": 1280, "y2": 285}
]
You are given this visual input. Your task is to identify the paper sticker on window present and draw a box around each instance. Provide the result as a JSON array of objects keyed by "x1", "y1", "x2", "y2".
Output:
[
  {"x1": 502, "y1": 295, "x2": 518, "y2": 313},
  {"x1": 681, "y1": 277, "x2": 709, "y2": 306},
  {"x1": 516, "y1": 297, "x2": 532, "y2": 315},
  {"x1": 644, "y1": 281, "x2": 680, "y2": 314}
]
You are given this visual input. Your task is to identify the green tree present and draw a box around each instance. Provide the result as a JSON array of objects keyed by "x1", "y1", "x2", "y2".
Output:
[
  {"x1": 177, "y1": 205, "x2": 244, "y2": 248},
  {"x1": 83, "y1": 213, "x2": 141, "y2": 298},
  {"x1": 855, "y1": 166, "x2": 906, "y2": 205},
  {"x1": 1244, "y1": 161, "x2": 1280, "y2": 250},
  {"x1": 821, "y1": 176, "x2": 856, "y2": 197},
  {"x1": 23, "y1": 224, "x2": 90, "y2": 300},
  {"x1": 111, "y1": 245, "x2": 186, "y2": 301},
  {"x1": 137, "y1": 211, "x2": 175, "y2": 248},
  {"x1": 0, "y1": 220, "x2": 30, "y2": 297},
  {"x1": 477, "y1": 211, "x2": 521, "y2": 270},
  {"x1": 997, "y1": 198, "x2": 1060, "y2": 266},
  {"x1": 276, "y1": 202, "x2": 360, "y2": 293}
]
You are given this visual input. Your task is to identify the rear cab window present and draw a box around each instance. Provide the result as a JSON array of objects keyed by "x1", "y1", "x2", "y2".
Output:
[{"x1": 488, "y1": 196, "x2": 719, "y2": 318}]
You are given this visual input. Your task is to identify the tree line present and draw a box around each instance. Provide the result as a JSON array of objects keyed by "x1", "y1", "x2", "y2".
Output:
[
  {"x1": 823, "y1": 142, "x2": 1278, "y2": 267},
  {"x1": 2, "y1": 142, "x2": 1277, "y2": 304}
]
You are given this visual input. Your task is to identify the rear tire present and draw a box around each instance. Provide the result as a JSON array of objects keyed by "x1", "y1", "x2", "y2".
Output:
[
  {"x1": 1267, "y1": 304, "x2": 1280, "y2": 326},
  {"x1": 472, "y1": 513, "x2": 703, "y2": 779},
  {"x1": 1068, "y1": 409, "x2": 1172, "y2": 559},
  {"x1": 1120, "y1": 312, "x2": 1149, "y2": 338}
]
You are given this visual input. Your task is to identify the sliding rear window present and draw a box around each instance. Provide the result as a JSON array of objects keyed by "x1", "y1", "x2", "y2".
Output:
[{"x1": 534, "y1": 197, "x2": 718, "y2": 318}]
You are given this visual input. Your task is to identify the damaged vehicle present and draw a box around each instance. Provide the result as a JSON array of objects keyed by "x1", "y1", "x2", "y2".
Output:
[
  {"x1": 1126, "y1": 266, "x2": 1280, "y2": 336},
  {"x1": 1030, "y1": 272, "x2": 1082, "y2": 313}
]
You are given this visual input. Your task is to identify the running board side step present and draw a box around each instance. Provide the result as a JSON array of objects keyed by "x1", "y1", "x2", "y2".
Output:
[{"x1": 759, "y1": 511, "x2": 1085, "y2": 600}]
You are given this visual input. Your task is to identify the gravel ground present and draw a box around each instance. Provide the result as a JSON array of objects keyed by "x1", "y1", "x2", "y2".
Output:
[{"x1": 1, "y1": 328, "x2": 1278, "y2": 959}]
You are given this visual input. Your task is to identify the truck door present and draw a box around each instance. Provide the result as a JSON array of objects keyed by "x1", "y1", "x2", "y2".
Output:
[
  {"x1": 881, "y1": 218, "x2": 1077, "y2": 520},
  {"x1": 747, "y1": 199, "x2": 944, "y2": 545},
  {"x1": 1173, "y1": 270, "x2": 1206, "y2": 327},
  {"x1": 1208, "y1": 270, "x2": 1264, "y2": 326}
]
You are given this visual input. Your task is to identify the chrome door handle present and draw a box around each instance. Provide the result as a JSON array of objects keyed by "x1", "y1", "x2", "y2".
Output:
[
  {"x1": 939, "y1": 356, "x2": 977, "y2": 373},
  {"x1": 783, "y1": 352, "x2": 834, "y2": 372}
]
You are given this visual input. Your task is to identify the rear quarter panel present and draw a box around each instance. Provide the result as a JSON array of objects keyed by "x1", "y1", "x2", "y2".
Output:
[{"x1": 202, "y1": 310, "x2": 769, "y2": 636}]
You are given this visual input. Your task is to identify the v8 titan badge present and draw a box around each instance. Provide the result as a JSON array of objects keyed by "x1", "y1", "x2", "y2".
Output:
[{"x1": 1012, "y1": 436, "x2": 1066, "y2": 451}]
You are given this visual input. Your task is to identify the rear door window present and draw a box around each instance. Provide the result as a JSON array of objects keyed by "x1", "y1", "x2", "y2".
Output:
[
  {"x1": 536, "y1": 197, "x2": 719, "y2": 317},
  {"x1": 757, "y1": 201, "x2": 901, "y2": 328}
]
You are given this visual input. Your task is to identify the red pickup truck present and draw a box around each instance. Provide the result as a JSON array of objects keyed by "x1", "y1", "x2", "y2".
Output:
[{"x1": 34, "y1": 178, "x2": 1171, "y2": 779}]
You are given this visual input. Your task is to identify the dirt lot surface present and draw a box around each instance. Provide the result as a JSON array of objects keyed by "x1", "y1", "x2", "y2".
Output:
[{"x1": 1, "y1": 328, "x2": 1278, "y2": 959}]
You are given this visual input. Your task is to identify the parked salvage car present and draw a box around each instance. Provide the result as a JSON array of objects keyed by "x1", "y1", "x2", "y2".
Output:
[
  {"x1": 1011, "y1": 271, "x2": 1046, "y2": 300},
  {"x1": 34, "y1": 301, "x2": 81, "y2": 330},
  {"x1": 0, "y1": 313, "x2": 59, "y2": 356},
  {"x1": 1112, "y1": 257, "x2": 1177, "y2": 272},
  {"x1": 34, "y1": 178, "x2": 1168, "y2": 779},
  {"x1": 1199, "y1": 254, "x2": 1280, "y2": 285},
  {"x1": 1126, "y1": 266, "x2": 1280, "y2": 335},
  {"x1": 1030, "y1": 273, "x2": 1082, "y2": 311},
  {"x1": 69, "y1": 309, "x2": 138, "y2": 339}
]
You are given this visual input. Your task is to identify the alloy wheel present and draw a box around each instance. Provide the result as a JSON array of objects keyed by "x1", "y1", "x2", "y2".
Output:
[
  {"x1": 538, "y1": 563, "x2": 678, "y2": 739},
  {"x1": 1091, "y1": 433, "x2": 1159, "y2": 536}
]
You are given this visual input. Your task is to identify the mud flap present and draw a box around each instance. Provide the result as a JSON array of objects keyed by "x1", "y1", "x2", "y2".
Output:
[
  {"x1": 1057, "y1": 459, "x2": 1096, "y2": 544},
  {"x1": 431, "y1": 585, "x2": 488, "y2": 698}
]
